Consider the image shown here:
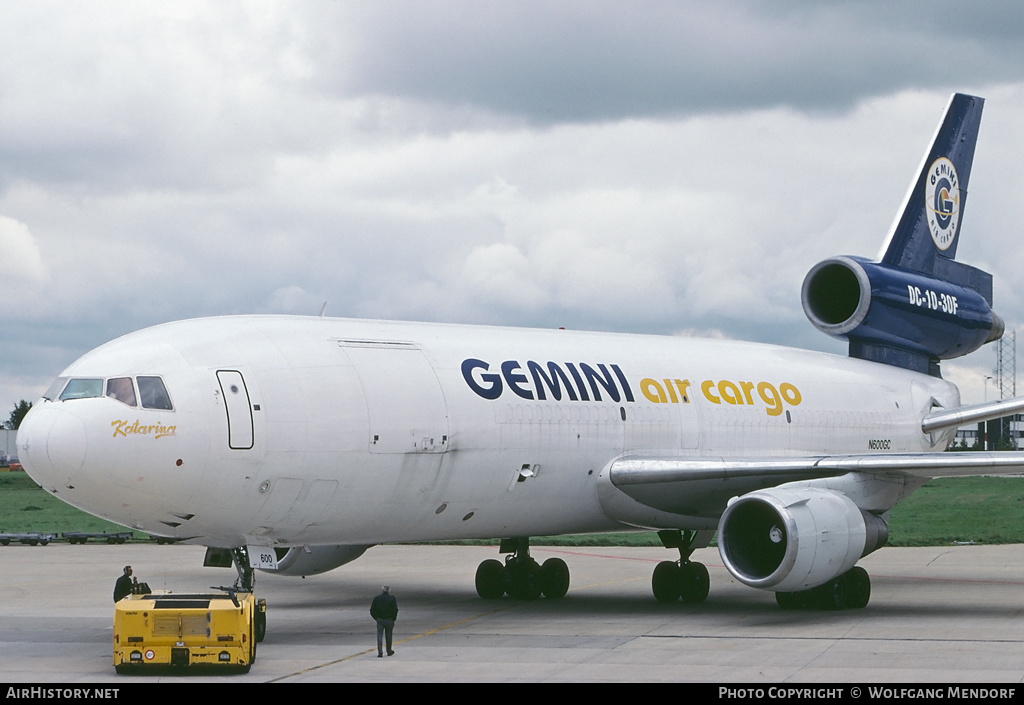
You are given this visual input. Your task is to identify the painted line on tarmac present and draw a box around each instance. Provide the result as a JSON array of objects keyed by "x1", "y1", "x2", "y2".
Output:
[{"x1": 265, "y1": 602, "x2": 518, "y2": 682}]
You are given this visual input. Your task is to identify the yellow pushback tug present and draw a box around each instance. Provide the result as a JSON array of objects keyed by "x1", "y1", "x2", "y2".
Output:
[{"x1": 113, "y1": 586, "x2": 266, "y2": 674}]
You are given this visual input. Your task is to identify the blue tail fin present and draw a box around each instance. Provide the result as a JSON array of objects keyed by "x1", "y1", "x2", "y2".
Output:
[{"x1": 876, "y1": 93, "x2": 992, "y2": 303}]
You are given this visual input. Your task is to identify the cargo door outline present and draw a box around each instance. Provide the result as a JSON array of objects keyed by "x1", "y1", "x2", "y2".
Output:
[
  {"x1": 339, "y1": 343, "x2": 449, "y2": 454},
  {"x1": 217, "y1": 370, "x2": 254, "y2": 450}
]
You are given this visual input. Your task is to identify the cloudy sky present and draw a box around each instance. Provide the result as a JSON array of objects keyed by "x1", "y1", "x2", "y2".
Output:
[{"x1": 4, "y1": 1, "x2": 1024, "y2": 418}]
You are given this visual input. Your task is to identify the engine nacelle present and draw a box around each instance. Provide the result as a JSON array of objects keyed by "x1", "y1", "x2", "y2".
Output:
[
  {"x1": 717, "y1": 487, "x2": 888, "y2": 592},
  {"x1": 802, "y1": 256, "x2": 1002, "y2": 373},
  {"x1": 258, "y1": 545, "x2": 372, "y2": 577}
]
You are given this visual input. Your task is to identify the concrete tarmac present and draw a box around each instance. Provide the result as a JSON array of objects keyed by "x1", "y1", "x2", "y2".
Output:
[{"x1": 2, "y1": 542, "x2": 1024, "y2": 683}]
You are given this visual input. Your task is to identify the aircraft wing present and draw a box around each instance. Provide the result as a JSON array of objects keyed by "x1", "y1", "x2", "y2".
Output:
[
  {"x1": 608, "y1": 392, "x2": 1024, "y2": 497},
  {"x1": 609, "y1": 452, "x2": 1024, "y2": 487},
  {"x1": 605, "y1": 452, "x2": 1024, "y2": 521}
]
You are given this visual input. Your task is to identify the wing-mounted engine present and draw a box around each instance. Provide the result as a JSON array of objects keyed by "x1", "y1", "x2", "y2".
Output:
[
  {"x1": 717, "y1": 487, "x2": 888, "y2": 592},
  {"x1": 802, "y1": 256, "x2": 1002, "y2": 376},
  {"x1": 258, "y1": 545, "x2": 372, "y2": 577}
]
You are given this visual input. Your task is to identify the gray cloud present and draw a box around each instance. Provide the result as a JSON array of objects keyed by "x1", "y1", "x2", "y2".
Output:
[
  {"x1": 319, "y1": 1, "x2": 1024, "y2": 122},
  {"x1": 2, "y1": 1, "x2": 1024, "y2": 415}
]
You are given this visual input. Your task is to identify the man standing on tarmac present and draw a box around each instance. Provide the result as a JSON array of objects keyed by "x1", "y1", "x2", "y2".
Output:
[{"x1": 370, "y1": 585, "x2": 398, "y2": 657}]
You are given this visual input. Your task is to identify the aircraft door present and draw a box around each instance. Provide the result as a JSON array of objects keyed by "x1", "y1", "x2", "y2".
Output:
[
  {"x1": 339, "y1": 344, "x2": 449, "y2": 454},
  {"x1": 217, "y1": 370, "x2": 254, "y2": 450}
]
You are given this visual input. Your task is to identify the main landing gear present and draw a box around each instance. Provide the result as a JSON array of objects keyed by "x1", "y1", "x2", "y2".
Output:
[
  {"x1": 651, "y1": 529, "x2": 713, "y2": 603},
  {"x1": 775, "y1": 566, "x2": 871, "y2": 610},
  {"x1": 475, "y1": 538, "x2": 571, "y2": 600}
]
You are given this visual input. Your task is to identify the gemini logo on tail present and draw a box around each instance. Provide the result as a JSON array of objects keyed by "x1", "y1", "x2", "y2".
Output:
[{"x1": 925, "y1": 157, "x2": 960, "y2": 250}]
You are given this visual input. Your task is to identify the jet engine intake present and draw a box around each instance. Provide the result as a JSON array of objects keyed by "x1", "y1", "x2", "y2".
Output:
[
  {"x1": 717, "y1": 487, "x2": 887, "y2": 592},
  {"x1": 801, "y1": 256, "x2": 1002, "y2": 373}
]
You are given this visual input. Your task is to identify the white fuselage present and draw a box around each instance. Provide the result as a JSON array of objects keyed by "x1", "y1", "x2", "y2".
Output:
[{"x1": 18, "y1": 315, "x2": 958, "y2": 548}]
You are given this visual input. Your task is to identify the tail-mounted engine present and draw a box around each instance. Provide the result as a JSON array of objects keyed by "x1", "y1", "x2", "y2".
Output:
[
  {"x1": 802, "y1": 256, "x2": 1002, "y2": 376},
  {"x1": 717, "y1": 487, "x2": 888, "y2": 593}
]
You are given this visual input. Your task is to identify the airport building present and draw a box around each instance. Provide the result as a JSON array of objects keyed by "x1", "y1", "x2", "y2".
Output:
[
  {"x1": 954, "y1": 416, "x2": 1023, "y2": 451},
  {"x1": 952, "y1": 332, "x2": 1022, "y2": 450},
  {"x1": 1, "y1": 429, "x2": 17, "y2": 465}
]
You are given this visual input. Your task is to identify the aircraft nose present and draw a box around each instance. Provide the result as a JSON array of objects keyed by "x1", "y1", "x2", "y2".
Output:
[{"x1": 18, "y1": 404, "x2": 88, "y2": 488}]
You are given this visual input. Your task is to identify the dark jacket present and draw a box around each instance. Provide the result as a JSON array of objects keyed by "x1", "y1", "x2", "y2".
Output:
[
  {"x1": 370, "y1": 591, "x2": 398, "y2": 621},
  {"x1": 113, "y1": 575, "x2": 133, "y2": 603}
]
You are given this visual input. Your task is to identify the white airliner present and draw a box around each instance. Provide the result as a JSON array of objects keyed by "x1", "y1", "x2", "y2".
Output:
[{"x1": 17, "y1": 93, "x2": 1024, "y2": 610}]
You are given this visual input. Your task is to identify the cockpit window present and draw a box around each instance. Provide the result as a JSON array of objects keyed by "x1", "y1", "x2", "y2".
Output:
[
  {"x1": 138, "y1": 376, "x2": 173, "y2": 410},
  {"x1": 43, "y1": 377, "x2": 69, "y2": 401},
  {"x1": 59, "y1": 378, "x2": 103, "y2": 401},
  {"x1": 105, "y1": 377, "x2": 137, "y2": 407}
]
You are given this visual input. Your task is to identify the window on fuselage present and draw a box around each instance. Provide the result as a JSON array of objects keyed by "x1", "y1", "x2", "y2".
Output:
[
  {"x1": 43, "y1": 377, "x2": 69, "y2": 401},
  {"x1": 105, "y1": 377, "x2": 137, "y2": 407},
  {"x1": 58, "y1": 378, "x2": 103, "y2": 401},
  {"x1": 138, "y1": 376, "x2": 173, "y2": 410}
]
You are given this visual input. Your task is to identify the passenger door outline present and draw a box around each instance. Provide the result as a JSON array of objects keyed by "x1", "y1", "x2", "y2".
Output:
[{"x1": 217, "y1": 369, "x2": 254, "y2": 450}]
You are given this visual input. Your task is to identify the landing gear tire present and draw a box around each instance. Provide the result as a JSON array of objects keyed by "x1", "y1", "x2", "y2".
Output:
[
  {"x1": 678, "y1": 562, "x2": 710, "y2": 603},
  {"x1": 476, "y1": 539, "x2": 572, "y2": 600},
  {"x1": 506, "y1": 558, "x2": 542, "y2": 600},
  {"x1": 845, "y1": 566, "x2": 871, "y2": 609},
  {"x1": 652, "y1": 561, "x2": 709, "y2": 603},
  {"x1": 814, "y1": 575, "x2": 850, "y2": 610},
  {"x1": 540, "y1": 557, "x2": 570, "y2": 599},
  {"x1": 775, "y1": 566, "x2": 871, "y2": 610},
  {"x1": 475, "y1": 559, "x2": 506, "y2": 599},
  {"x1": 775, "y1": 590, "x2": 803, "y2": 610},
  {"x1": 652, "y1": 561, "x2": 681, "y2": 602}
]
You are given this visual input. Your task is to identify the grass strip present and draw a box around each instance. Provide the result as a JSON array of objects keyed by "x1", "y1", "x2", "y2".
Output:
[{"x1": 2, "y1": 472, "x2": 1022, "y2": 546}]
